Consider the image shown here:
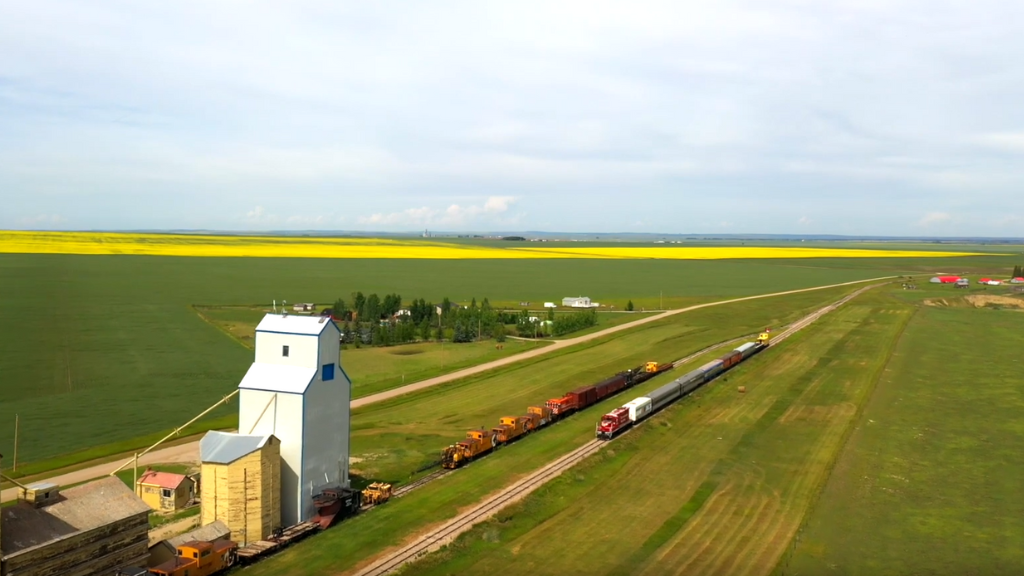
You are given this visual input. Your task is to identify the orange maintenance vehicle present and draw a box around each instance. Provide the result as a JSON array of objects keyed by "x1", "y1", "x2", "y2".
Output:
[{"x1": 149, "y1": 540, "x2": 237, "y2": 576}]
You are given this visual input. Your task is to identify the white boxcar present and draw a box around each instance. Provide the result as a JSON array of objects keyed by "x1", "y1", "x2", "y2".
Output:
[
  {"x1": 735, "y1": 342, "x2": 758, "y2": 359},
  {"x1": 623, "y1": 397, "x2": 653, "y2": 422}
]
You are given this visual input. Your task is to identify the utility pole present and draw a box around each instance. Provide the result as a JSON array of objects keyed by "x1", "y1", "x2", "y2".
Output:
[{"x1": 13, "y1": 414, "x2": 18, "y2": 471}]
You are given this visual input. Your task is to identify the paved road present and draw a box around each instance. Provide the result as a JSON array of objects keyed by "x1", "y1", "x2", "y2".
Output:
[{"x1": 1, "y1": 276, "x2": 893, "y2": 504}]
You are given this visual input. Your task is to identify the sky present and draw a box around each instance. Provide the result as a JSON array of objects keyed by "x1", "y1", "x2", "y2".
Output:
[{"x1": 2, "y1": 1, "x2": 1024, "y2": 236}]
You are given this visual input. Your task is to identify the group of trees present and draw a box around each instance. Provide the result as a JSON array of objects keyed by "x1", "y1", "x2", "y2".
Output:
[
  {"x1": 1014, "y1": 264, "x2": 1024, "y2": 278},
  {"x1": 515, "y1": 308, "x2": 598, "y2": 338},
  {"x1": 330, "y1": 292, "x2": 526, "y2": 347},
  {"x1": 332, "y1": 292, "x2": 403, "y2": 322}
]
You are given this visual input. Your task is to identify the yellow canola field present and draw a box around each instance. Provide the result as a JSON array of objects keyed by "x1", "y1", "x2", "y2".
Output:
[
  {"x1": 0, "y1": 231, "x2": 983, "y2": 259},
  {"x1": 508, "y1": 246, "x2": 983, "y2": 259}
]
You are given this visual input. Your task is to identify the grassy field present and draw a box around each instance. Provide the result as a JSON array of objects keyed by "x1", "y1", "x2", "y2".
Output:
[
  {"x1": 0, "y1": 253, "x2": 922, "y2": 471},
  {"x1": 384, "y1": 286, "x2": 911, "y2": 576},
  {"x1": 780, "y1": 288, "x2": 1024, "y2": 575},
  {"x1": 235, "y1": 283, "x2": 874, "y2": 576},
  {"x1": 195, "y1": 305, "x2": 552, "y2": 398}
]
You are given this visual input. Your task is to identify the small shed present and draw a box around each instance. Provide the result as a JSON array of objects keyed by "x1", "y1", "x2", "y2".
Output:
[
  {"x1": 200, "y1": 431, "x2": 282, "y2": 545},
  {"x1": 136, "y1": 470, "x2": 195, "y2": 512}
]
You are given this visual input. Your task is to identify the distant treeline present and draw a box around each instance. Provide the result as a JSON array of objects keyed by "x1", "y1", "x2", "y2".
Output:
[
  {"x1": 329, "y1": 292, "x2": 518, "y2": 346},
  {"x1": 326, "y1": 292, "x2": 601, "y2": 346}
]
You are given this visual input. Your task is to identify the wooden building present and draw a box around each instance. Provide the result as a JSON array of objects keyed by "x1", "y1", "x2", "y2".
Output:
[
  {"x1": 200, "y1": 431, "x2": 281, "y2": 545},
  {"x1": 0, "y1": 477, "x2": 150, "y2": 576},
  {"x1": 136, "y1": 470, "x2": 196, "y2": 512}
]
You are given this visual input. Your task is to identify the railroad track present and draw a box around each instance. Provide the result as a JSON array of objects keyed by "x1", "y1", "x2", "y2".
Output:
[
  {"x1": 351, "y1": 439, "x2": 606, "y2": 576},
  {"x1": 348, "y1": 284, "x2": 883, "y2": 576},
  {"x1": 393, "y1": 469, "x2": 454, "y2": 498}
]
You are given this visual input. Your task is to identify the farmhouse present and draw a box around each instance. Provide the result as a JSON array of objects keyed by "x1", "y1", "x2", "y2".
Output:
[
  {"x1": 0, "y1": 477, "x2": 150, "y2": 576},
  {"x1": 929, "y1": 276, "x2": 961, "y2": 284},
  {"x1": 562, "y1": 296, "x2": 599, "y2": 308},
  {"x1": 135, "y1": 470, "x2": 195, "y2": 512},
  {"x1": 199, "y1": 432, "x2": 281, "y2": 545},
  {"x1": 236, "y1": 313, "x2": 351, "y2": 526}
]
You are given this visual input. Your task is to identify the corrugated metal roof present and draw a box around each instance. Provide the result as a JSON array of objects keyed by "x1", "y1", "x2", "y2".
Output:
[
  {"x1": 200, "y1": 431, "x2": 273, "y2": 465},
  {"x1": 238, "y1": 362, "x2": 316, "y2": 394},
  {"x1": 166, "y1": 520, "x2": 230, "y2": 548},
  {"x1": 1, "y1": 476, "x2": 150, "y2": 556},
  {"x1": 137, "y1": 471, "x2": 189, "y2": 490},
  {"x1": 256, "y1": 314, "x2": 339, "y2": 336}
]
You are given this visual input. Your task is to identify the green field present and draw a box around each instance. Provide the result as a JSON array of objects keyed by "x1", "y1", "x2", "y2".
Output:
[
  {"x1": 384, "y1": 286, "x2": 910, "y2": 576},
  {"x1": 0, "y1": 252, "x2": 929, "y2": 470},
  {"x1": 237, "y1": 283, "x2": 875, "y2": 576},
  {"x1": 195, "y1": 305, "x2": 552, "y2": 398},
  {"x1": 781, "y1": 290, "x2": 1024, "y2": 575}
]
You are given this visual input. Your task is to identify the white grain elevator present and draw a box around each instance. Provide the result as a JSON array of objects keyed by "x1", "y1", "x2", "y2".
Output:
[{"x1": 236, "y1": 313, "x2": 351, "y2": 526}]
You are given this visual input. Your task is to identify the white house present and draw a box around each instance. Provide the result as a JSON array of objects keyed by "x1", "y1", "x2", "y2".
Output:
[
  {"x1": 562, "y1": 296, "x2": 598, "y2": 308},
  {"x1": 543, "y1": 302, "x2": 557, "y2": 308},
  {"x1": 236, "y1": 313, "x2": 351, "y2": 526}
]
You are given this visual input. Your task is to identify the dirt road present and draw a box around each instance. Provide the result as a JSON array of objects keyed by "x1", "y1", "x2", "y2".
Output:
[{"x1": 1, "y1": 276, "x2": 893, "y2": 504}]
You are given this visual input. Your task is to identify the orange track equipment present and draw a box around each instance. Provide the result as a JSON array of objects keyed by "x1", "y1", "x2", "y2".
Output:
[{"x1": 149, "y1": 540, "x2": 237, "y2": 576}]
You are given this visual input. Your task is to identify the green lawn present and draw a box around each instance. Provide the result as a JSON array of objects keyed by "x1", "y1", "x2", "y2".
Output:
[
  {"x1": 780, "y1": 289, "x2": 1024, "y2": 576},
  {"x1": 0, "y1": 253, "x2": 919, "y2": 471},
  {"x1": 236, "y1": 284, "x2": 877, "y2": 576},
  {"x1": 389, "y1": 286, "x2": 912, "y2": 576},
  {"x1": 195, "y1": 304, "x2": 552, "y2": 398}
]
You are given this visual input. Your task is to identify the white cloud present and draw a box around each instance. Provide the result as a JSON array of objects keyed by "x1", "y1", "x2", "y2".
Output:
[
  {"x1": 797, "y1": 216, "x2": 811, "y2": 225},
  {"x1": 243, "y1": 205, "x2": 279, "y2": 225},
  {"x1": 17, "y1": 214, "x2": 66, "y2": 228},
  {"x1": 918, "y1": 212, "x2": 953, "y2": 226},
  {"x1": 973, "y1": 132, "x2": 1024, "y2": 153},
  {"x1": 358, "y1": 196, "x2": 518, "y2": 228}
]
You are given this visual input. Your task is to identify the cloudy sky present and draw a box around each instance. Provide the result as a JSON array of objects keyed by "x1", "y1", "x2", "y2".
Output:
[{"x1": 2, "y1": 1, "x2": 1023, "y2": 235}]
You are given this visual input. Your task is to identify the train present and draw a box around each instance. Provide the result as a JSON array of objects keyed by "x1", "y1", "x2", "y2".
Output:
[
  {"x1": 441, "y1": 361, "x2": 673, "y2": 469},
  {"x1": 596, "y1": 330, "x2": 772, "y2": 439}
]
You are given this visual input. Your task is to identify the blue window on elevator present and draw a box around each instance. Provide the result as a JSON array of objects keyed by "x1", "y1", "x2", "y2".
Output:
[{"x1": 322, "y1": 363, "x2": 335, "y2": 381}]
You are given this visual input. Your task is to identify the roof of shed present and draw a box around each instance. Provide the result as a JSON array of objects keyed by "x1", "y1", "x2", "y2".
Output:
[
  {"x1": 200, "y1": 431, "x2": 274, "y2": 465},
  {"x1": 237, "y1": 362, "x2": 316, "y2": 394},
  {"x1": 256, "y1": 313, "x2": 338, "y2": 336},
  {"x1": 137, "y1": 471, "x2": 189, "y2": 490},
  {"x1": 1, "y1": 476, "x2": 150, "y2": 557}
]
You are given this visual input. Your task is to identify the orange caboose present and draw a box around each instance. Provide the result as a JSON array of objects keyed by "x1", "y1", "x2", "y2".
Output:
[{"x1": 149, "y1": 540, "x2": 237, "y2": 576}]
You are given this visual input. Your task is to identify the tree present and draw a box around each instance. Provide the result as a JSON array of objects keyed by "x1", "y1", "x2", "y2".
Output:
[
  {"x1": 435, "y1": 324, "x2": 444, "y2": 342},
  {"x1": 626, "y1": 300, "x2": 634, "y2": 312},
  {"x1": 419, "y1": 320, "x2": 432, "y2": 341},
  {"x1": 547, "y1": 306, "x2": 555, "y2": 322},
  {"x1": 333, "y1": 298, "x2": 347, "y2": 318},
  {"x1": 365, "y1": 293, "x2": 381, "y2": 321},
  {"x1": 494, "y1": 323, "x2": 507, "y2": 343},
  {"x1": 481, "y1": 297, "x2": 492, "y2": 311},
  {"x1": 352, "y1": 292, "x2": 366, "y2": 320},
  {"x1": 1015, "y1": 264, "x2": 1023, "y2": 278}
]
